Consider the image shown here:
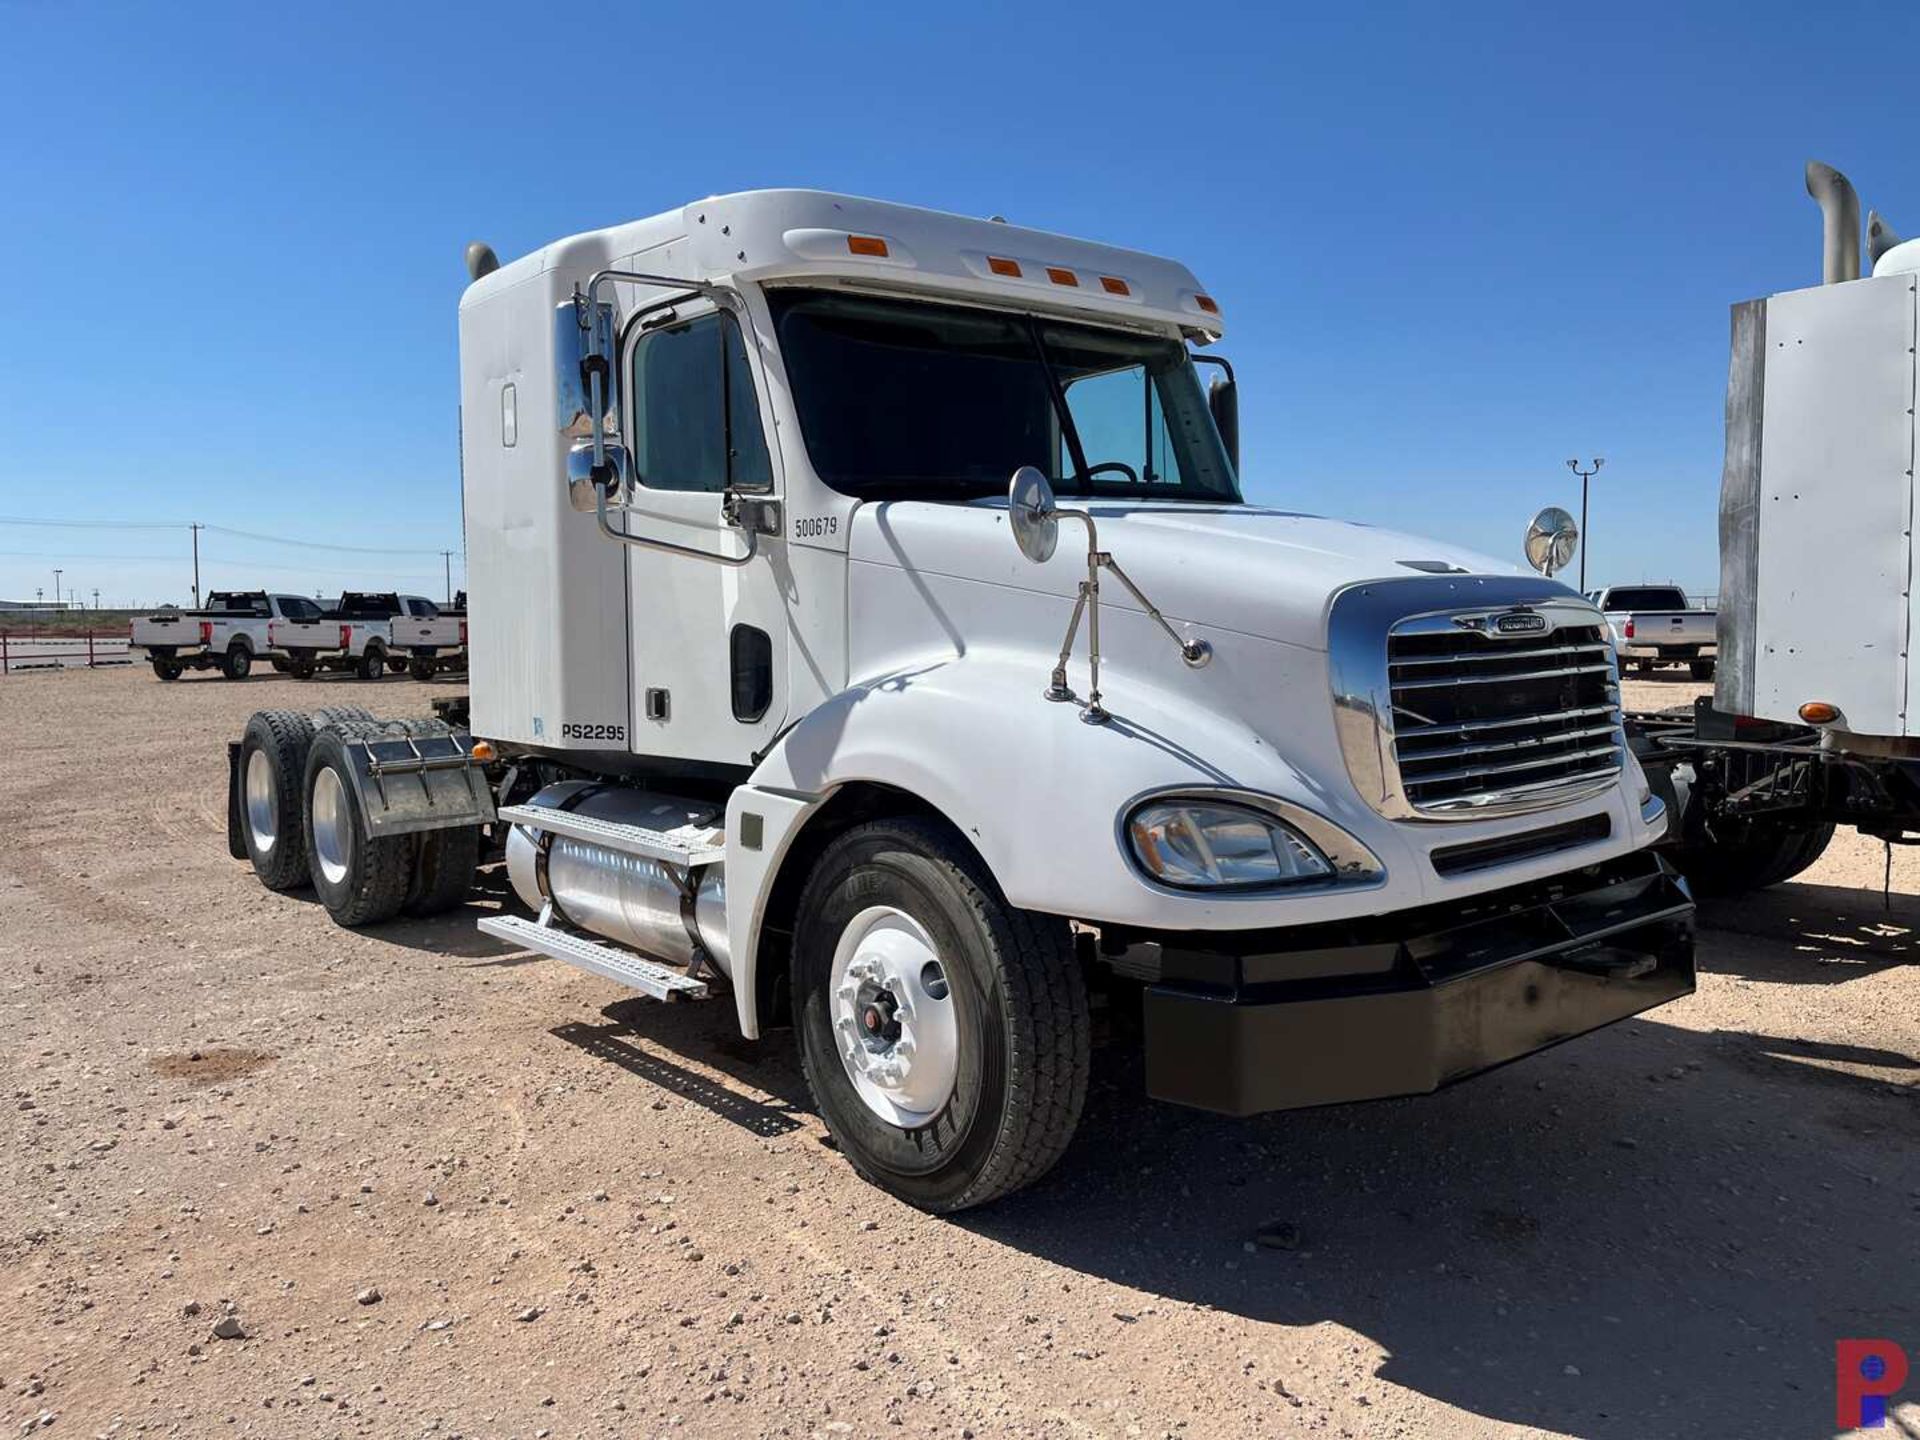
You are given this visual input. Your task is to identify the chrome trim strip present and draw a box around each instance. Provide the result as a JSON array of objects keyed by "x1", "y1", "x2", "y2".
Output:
[{"x1": 1327, "y1": 576, "x2": 1622, "y2": 822}]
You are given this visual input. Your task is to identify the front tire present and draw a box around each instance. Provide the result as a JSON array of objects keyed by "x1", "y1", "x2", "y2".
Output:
[
  {"x1": 355, "y1": 647, "x2": 385, "y2": 681},
  {"x1": 303, "y1": 724, "x2": 414, "y2": 926},
  {"x1": 791, "y1": 818, "x2": 1089, "y2": 1213}
]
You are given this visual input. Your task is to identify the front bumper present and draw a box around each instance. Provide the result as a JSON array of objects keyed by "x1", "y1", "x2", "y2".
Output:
[{"x1": 1125, "y1": 851, "x2": 1694, "y2": 1115}]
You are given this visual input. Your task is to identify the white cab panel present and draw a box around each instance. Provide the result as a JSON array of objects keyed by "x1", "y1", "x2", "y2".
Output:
[{"x1": 1751, "y1": 275, "x2": 1918, "y2": 734}]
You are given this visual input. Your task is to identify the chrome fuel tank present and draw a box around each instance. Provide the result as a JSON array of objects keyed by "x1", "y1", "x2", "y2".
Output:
[{"x1": 504, "y1": 781, "x2": 729, "y2": 974}]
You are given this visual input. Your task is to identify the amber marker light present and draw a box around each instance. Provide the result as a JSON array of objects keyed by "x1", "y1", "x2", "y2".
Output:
[
  {"x1": 1099, "y1": 276, "x2": 1130, "y2": 295},
  {"x1": 1798, "y1": 701, "x2": 1840, "y2": 725},
  {"x1": 1194, "y1": 294, "x2": 1220, "y2": 315},
  {"x1": 470, "y1": 740, "x2": 497, "y2": 762},
  {"x1": 846, "y1": 235, "x2": 890, "y2": 257},
  {"x1": 1046, "y1": 266, "x2": 1079, "y2": 287},
  {"x1": 987, "y1": 256, "x2": 1022, "y2": 277}
]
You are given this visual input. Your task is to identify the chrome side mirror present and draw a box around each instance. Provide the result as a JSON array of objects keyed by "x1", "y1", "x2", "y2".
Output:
[
  {"x1": 555, "y1": 297, "x2": 617, "y2": 442},
  {"x1": 1009, "y1": 465, "x2": 1059, "y2": 564},
  {"x1": 1524, "y1": 505, "x2": 1580, "y2": 578},
  {"x1": 568, "y1": 440, "x2": 630, "y2": 513}
]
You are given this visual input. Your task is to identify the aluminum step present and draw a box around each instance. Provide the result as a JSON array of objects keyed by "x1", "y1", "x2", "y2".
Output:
[
  {"x1": 478, "y1": 914, "x2": 709, "y2": 1001},
  {"x1": 495, "y1": 803, "x2": 725, "y2": 866}
]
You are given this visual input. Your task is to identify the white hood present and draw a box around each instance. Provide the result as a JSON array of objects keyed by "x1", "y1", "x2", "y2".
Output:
[{"x1": 848, "y1": 499, "x2": 1527, "y2": 652}]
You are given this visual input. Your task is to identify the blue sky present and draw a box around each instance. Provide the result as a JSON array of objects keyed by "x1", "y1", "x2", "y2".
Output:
[{"x1": 2, "y1": 0, "x2": 1916, "y2": 607}]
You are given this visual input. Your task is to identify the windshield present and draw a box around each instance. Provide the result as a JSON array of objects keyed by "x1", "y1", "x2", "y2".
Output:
[{"x1": 768, "y1": 289, "x2": 1240, "y2": 504}]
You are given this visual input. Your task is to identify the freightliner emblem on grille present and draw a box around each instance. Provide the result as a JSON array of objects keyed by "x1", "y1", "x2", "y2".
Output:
[{"x1": 1452, "y1": 608, "x2": 1552, "y2": 637}]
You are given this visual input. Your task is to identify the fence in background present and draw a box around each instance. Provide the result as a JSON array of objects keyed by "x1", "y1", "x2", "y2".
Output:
[{"x1": 0, "y1": 632, "x2": 133, "y2": 675}]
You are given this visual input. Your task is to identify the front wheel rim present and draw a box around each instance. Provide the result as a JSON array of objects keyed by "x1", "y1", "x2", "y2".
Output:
[
  {"x1": 310, "y1": 767, "x2": 352, "y2": 886},
  {"x1": 244, "y1": 748, "x2": 276, "y2": 855},
  {"x1": 829, "y1": 906, "x2": 958, "y2": 1129}
]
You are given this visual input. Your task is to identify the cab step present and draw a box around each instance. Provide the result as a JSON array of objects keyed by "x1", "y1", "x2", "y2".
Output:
[
  {"x1": 495, "y1": 803, "x2": 725, "y2": 866},
  {"x1": 477, "y1": 914, "x2": 710, "y2": 1001}
]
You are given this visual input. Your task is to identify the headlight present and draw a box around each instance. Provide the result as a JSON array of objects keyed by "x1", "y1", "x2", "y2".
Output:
[{"x1": 1126, "y1": 800, "x2": 1334, "y2": 889}]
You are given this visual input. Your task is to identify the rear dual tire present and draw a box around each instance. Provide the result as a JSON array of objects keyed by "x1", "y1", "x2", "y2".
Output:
[{"x1": 303, "y1": 720, "x2": 479, "y2": 926}]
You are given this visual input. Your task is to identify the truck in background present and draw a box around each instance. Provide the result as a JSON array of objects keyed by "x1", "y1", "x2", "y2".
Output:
[
  {"x1": 1588, "y1": 584, "x2": 1717, "y2": 679},
  {"x1": 268, "y1": 592, "x2": 440, "y2": 680},
  {"x1": 392, "y1": 590, "x2": 467, "y2": 680},
  {"x1": 223, "y1": 189, "x2": 1692, "y2": 1211},
  {"x1": 132, "y1": 591, "x2": 326, "y2": 681},
  {"x1": 1633, "y1": 161, "x2": 1920, "y2": 894}
]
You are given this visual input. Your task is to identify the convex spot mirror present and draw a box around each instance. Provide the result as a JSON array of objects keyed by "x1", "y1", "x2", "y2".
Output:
[
  {"x1": 1524, "y1": 505, "x2": 1579, "y2": 578},
  {"x1": 567, "y1": 440, "x2": 631, "y2": 513},
  {"x1": 1009, "y1": 466, "x2": 1059, "y2": 564}
]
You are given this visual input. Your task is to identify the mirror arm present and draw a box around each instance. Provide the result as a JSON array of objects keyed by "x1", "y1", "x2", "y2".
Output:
[
  {"x1": 593, "y1": 478, "x2": 758, "y2": 568},
  {"x1": 1042, "y1": 509, "x2": 1213, "y2": 723},
  {"x1": 1101, "y1": 555, "x2": 1212, "y2": 667}
]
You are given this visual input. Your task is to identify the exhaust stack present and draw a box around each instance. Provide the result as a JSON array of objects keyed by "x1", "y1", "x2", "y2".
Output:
[{"x1": 1805, "y1": 161, "x2": 1861, "y2": 285}]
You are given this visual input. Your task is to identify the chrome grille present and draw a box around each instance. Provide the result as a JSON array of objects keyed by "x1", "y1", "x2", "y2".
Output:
[
  {"x1": 1387, "y1": 617, "x2": 1621, "y2": 814},
  {"x1": 1328, "y1": 579, "x2": 1624, "y2": 822}
]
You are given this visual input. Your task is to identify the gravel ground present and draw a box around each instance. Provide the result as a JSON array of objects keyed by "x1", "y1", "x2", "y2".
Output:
[{"x1": 0, "y1": 666, "x2": 1914, "y2": 1439}]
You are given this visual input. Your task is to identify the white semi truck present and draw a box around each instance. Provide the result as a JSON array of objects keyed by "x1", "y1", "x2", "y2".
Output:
[
  {"x1": 226, "y1": 191, "x2": 1691, "y2": 1211},
  {"x1": 1631, "y1": 162, "x2": 1920, "y2": 893}
]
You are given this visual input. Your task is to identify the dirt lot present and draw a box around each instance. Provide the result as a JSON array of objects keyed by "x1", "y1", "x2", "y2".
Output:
[{"x1": 1, "y1": 666, "x2": 1914, "y2": 1439}]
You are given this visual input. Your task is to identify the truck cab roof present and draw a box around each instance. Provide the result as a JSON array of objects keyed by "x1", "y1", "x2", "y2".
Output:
[{"x1": 463, "y1": 189, "x2": 1225, "y2": 343}]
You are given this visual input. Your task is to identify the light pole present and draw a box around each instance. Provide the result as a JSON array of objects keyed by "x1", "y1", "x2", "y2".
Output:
[
  {"x1": 53, "y1": 568, "x2": 63, "y2": 611},
  {"x1": 1566, "y1": 458, "x2": 1603, "y2": 591},
  {"x1": 441, "y1": 550, "x2": 453, "y2": 605}
]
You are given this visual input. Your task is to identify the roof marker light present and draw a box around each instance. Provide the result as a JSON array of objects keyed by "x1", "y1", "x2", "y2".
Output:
[
  {"x1": 1046, "y1": 266, "x2": 1079, "y2": 287},
  {"x1": 1195, "y1": 294, "x2": 1220, "y2": 315},
  {"x1": 1099, "y1": 276, "x2": 1130, "y2": 296},
  {"x1": 988, "y1": 256, "x2": 1022, "y2": 277},
  {"x1": 847, "y1": 235, "x2": 890, "y2": 257}
]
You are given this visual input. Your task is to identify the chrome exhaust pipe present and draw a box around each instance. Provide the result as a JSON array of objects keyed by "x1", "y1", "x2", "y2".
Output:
[{"x1": 1805, "y1": 161, "x2": 1861, "y2": 285}]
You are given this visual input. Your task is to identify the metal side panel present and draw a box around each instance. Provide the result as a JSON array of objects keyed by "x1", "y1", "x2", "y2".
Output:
[
  {"x1": 1752, "y1": 276, "x2": 1917, "y2": 734},
  {"x1": 1714, "y1": 297, "x2": 1765, "y2": 717},
  {"x1": 495, "y1": 803, "x2": 725, "y2": 865},
  {"x1": 478, "y1": 915, "x2": 709, "y2": 1000}
]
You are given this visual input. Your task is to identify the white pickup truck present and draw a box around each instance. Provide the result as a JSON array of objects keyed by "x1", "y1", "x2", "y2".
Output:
[
  {"x1": 131, "y1": 591, "x2": 326, "y2": 681},
  {"x1": 269, "y1": 592, "x2": 439, "y2": 680},
  {"x1": 390, "y1": 592, "x2": 467, "y2": 681},
  {"x1": 1589, "y1": 584, "x2": 1717, "y2": 679}
]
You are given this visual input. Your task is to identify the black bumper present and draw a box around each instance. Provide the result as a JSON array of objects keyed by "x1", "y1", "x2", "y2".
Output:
[{"x1": 1129, "y1": 851, "x2": 1695, "y2": 1116}]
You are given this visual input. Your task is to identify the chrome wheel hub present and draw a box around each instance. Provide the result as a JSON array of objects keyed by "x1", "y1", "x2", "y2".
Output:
[
  {"x1": 310, "y1": 768, "x2": 352, "y2": 886},
  {"x1": 829, "y1": 906, "x2": 957, "y2": 1128},
  {"x1": 244, "y1": 748, "x2": 276, "y2": 855}
]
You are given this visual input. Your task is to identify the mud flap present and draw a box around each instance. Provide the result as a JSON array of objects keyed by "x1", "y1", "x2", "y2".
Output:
[{"x1": 225, "y1": 740, "x2": 249, "y2": 860}]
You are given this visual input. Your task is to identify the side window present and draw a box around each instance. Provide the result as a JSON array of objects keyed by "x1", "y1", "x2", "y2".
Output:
[
  {"x1": 1060, "y1": 364, "x2": 1177, "y2": 485},
  {"x1": 629, "y1": 310, "x2": 774, "y2": 493}
]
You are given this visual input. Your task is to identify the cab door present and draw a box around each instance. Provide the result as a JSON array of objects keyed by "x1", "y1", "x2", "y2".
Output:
[{"x1": 619, "y1": 302, "x2": 788, "y2": 766}]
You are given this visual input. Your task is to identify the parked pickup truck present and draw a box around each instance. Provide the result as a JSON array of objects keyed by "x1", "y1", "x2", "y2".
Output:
[
  {"x1": 390, "y1": 592, "x2": 467, "y2": 681},
  {"x1": 131, "y1": 592, "x2": 327, "y2": 681},
  {"x1": 268, "y1": 592, "x2": 439, "y2": 680},
  {"x1": 1589, "y1": 584, "x2": 1718, "y2": 679}
]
